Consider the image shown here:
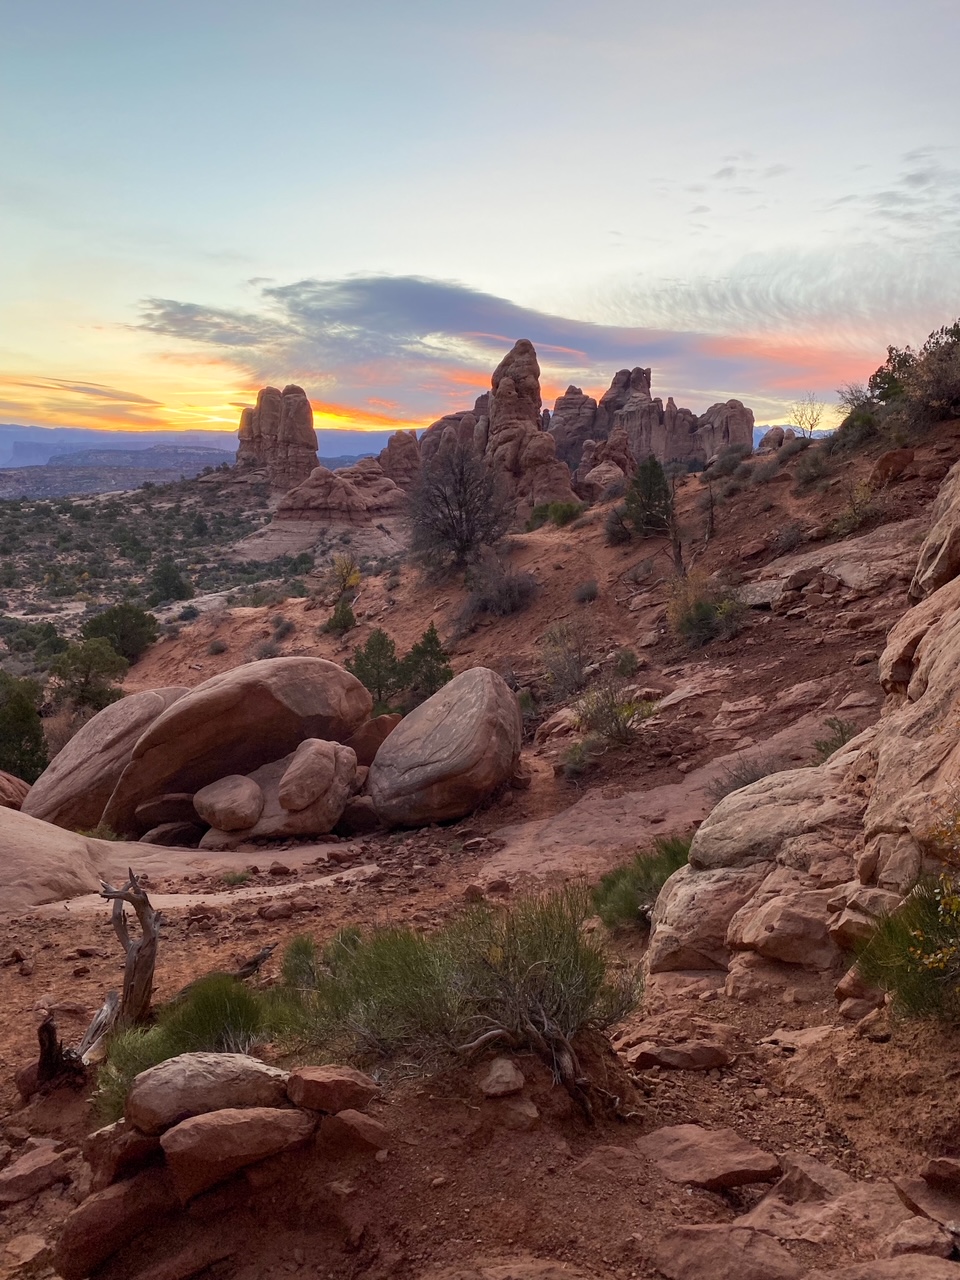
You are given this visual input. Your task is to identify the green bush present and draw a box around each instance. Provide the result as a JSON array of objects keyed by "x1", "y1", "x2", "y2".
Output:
[
  {"x1": 623, "y1": 455, "x2": 673, "y2": 537},
  {"x1": 667, "y1": 574, "x2": 745, "y2": 647},
  {"x1": 346, "y1": 628, "x2": 405, "y2": 712},
  {"x1": 592, "y1": 835, "x2": 692, "y2": 930},
  {"x1": 95, "y1": 976, "x2": 267, "y2": 1121},
  {"x1": 577, "y1": 677, "x2": 652, "y2": 745},
  {"x1": 604, "y1": 505, "x2": 633, "y2": 546},
  {"x1": 323, "y1": 598, "x2": 356, "y2": 636},
  {"x1": 792, "y1": 447, "x2": 832, "y2": 491},
  {"x1": 614, "y1": 647, "x2": 639, "y2": 677},
  {"x1": 148, "y1": 558, "x2": 193, "y2": 605},
  {"x1": 400, "y1": 623, "x2": 453, "y2": 703},
  {"x1": 814, "y1": 716, "x2": 858, "y2": 762},
  {"x1": 527, "y1": 501, "x2": 583, "y2": 531},
  {"x1": 273, "y1": 888, "x2": 635, "y2": 1071},
  {"x1": 857, "y1": 876, "x2": 960, "y2": 1021},
  {"x1": 207, "y1": 639, "x2": 227, "y2": 655},
  {"x1": 0, "y1": 672, "x2": 48, "y2": 782},
  {"x1": 49, "y1": 639, "x2": 128, "y2": 711},
  {"x1": 82, "y1": 603, "x2": 159, "y2": 662}
]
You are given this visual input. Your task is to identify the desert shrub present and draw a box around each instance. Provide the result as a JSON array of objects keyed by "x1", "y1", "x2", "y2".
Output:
[
  {"x1": 707, "y1": 753, "x2": 788, "y2": 803},
  {"x1": 593, "y1": 835, "x2": 692, "y2": 930},
  {"x1": 207, "y1": 638, "x2": 227, "y2": 656},
  {"x1": 604, "y1": 505, "x2": 633, "y2": 546},
  {"x1": 577, "y1": 677, "x2": 652, "y2": 745},
  {"x1": 770, "y1": 521, "x2": 805, "y2": 555},
  {"x1": 526, "y1": 501, "x2": 583, "y2": 530},
  {"x1": 824, "y1": 408, "x2": 881, "y2": 454},
  {"x1": 253, "y1": 640, "x2": 279, "y2": 659},
  {"x1": 458, "y1": 565, "x2": 539, "y2": 631},
  {"x1": 705, "y1": 443, "x2": 752, "y2": 479},
  {"x1": 614, "y1": 647, "x2": 639, "y2": 677},
  {"x1": 792, "y1": 446, "x2": 832, "y2": 491},
  {"x1": 95, "y1": 976, "x2": 267, "y2": 1121},
  {"x1": 346, "y1": 628, "x2": 405, "y2": 712},
  {"x1": 273, "y1": 888, "x2": 635, "y2": 1071},
  {"x1": 323, "y1": 598, "x2": 356, "y2": 637},
  {"x1": 330, "y1": 554, "x2": 361, "y2": 596},
  {"x1": 178, "y1": 605, "x2": 199, "y2": 622},
  {"x1": 831, "y1": 481, "x2": 884, "y2": 536},
  {"x1": 272, "y1": 617, "x2": 295, "y2": 641},
  {"x1": 573, "y1": 579, "x2": 598, "y2": 604},
  {"x1": 82, "y1": 602, "x2": 159, "y2": 662},
  {"x1": 147, "y1": 558, "x2": 193, "y2": 605},
  {"x1": 0, "y1": 671, "x2": 48, "y2": 782},
  {"x1": 541, "y1": 619, "x2": 592, "y2": 697},
  {"x1": 49, "y1": 639, "x2": 128, "y2": 711},
  {"x1": 778, "y1": 435, "x2": 810, "y2": 462},
  {"x1": 623, "y1": 455, "x2": 673, "y2": 537},
  {"x1": 221, "y1": 870, "x2": 250, "y2": 887},
  {"x1": 813, "y1": 716, "x2": 858, "y2": 762},
  {"x1": 857, "y1": 876, "x2": 960, "y2": 1021},
  {"x1": 0, "y1": 617, "x2": 67, "y2": 667},
  {"x1": 750, "y1": 459, "x2": 781, "y2": 485},
  {"x1": 560, "y1": 740, "x2": 592, "y2": 780},
  {"x1": 400, "y1": 623, "x2": 453, "y2": 703},
  {"x1": 667, "y1": 574, "x2": 745, "y2": 647},
  {"x1": 75, "y1": 821, "x2": 122, "y2": 840}
]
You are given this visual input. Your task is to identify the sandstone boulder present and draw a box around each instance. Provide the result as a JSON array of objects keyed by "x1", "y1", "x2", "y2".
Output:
[
  {"x1": 318, "y1": 1108, "x2": 389, "y2": 1154},
  {"x1": 578, "y1": 461, "x2": 625, "y2": 502},
  {"x1": 759, "y1": 426, "x2": 785, "y2": 451},
  {"x1": 367, "y1": 668, "x2": 522, "y2": 826},
  {"x1": 377, "y1": 430, "x2": 421, "y2": 489},
  {"x1": 869, "y1": 447, "x2": 915, "y2": 490},
  {"x1": 125, "y1": 1052, "x2": 289, "y2": 1135},
  {"x1": 160, "y1": 1106, "x2": 315, "y2": 1203},
  {"x1": 636, "y1": 1123, "x2": 780, "y2": 1189},
  {"x1": 655, "y1": 1224, "x2": 801, "y2": 1280},
  {"x1": 82, "y1": 1119, "x2": 162, "y2": 1192},
  {"x1": 286, "y1": 1065, "x2": 379, "y2": 1113},
  {"x1": 200, "y1": 739, "x2": 357, "y2": 846},
  {"x1": 192, "y1": 775, "x2": 263, "y2": 831},
  {"x1": 54, "y1": 1166, "x2": 179, "y2": 1280},
  {"x1": 344, "y1": 714, "x2": 402, "y2": 766},
  {"x1": 22, "y1": 686, "x2": 187, "y2": 831},
  {"x1": 0, "y1": 770, "x2": 29, "y2": 810},
  {"x1": 102, "y1": 659, "x2": 371, "y2": 835}
]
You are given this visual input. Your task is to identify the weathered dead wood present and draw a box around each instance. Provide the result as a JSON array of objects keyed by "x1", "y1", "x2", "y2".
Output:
[
  {"x1": 167, "y1": 943, "x2": 278, "y2": 1005},
  {"x1": 100, "y1": 868, "x2": 162, "y2": 1029},
  {"x1": 15, "y1": 1015, "x2": 86, "y2": 1100}
]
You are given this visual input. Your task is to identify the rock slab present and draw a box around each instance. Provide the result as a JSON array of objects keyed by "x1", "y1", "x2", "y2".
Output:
[
  {"x1": 636, "y1": 1123, "x2": 780, "y2": 1190},
  {"x1": 125, "y1": 1052, "x2": 289, "y2": 1135},
  {"x1": 160, "y1": 1106, "x2": 316, "y2": 1202}
]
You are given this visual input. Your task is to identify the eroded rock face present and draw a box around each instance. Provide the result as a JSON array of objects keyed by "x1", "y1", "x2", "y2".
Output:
[
  {"x1": 485, "y1": 340, "x2": 579, "y2": 519},
  {"x1": 102, "y1": 659, "x2": 371, "y2": 836},
  {"x1": 0, "y1": 770, "x2": 29, "y2": 810},
  {"x1": 22, "y1": 687, "x2": 188, "y2": 831},
  {"x1": 378, "y1": 429, "x2": 421, "y2": 489},
  {"x1": 549, "y1": 386, "x2": 599, "y2": 469},
  {"x1": 367, "y1": 667, "x2": 522, "y2": 826},
  {"x1": 697, "y1": 400, "x2": 755, "y2": 458},
  {"x1": 276, "y1": 459, "x2": 404, "y2": 523},
  {"x1": 236, "y1": 384, "x2": 319, "y2": 491},
  {"x1": 910, "y1": 459, "x2": 960, "y2": 599}
]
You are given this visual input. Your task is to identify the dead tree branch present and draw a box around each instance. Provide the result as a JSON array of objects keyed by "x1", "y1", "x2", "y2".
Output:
[{"x1": 99, "y1": 869, "x2": 161, "y2": 1029}]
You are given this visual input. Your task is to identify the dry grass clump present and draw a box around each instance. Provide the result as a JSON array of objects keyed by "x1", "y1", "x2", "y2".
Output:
[{"x1": 666, "y1": 573, "x2": 745, "y2": 647}]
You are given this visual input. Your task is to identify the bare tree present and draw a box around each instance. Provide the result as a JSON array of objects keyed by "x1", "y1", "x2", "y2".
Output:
[
  {"x1": 408, "y1": 439, "x2": 511, "y2": 570},
  {"x1": 791, "y1": 391, "x2": 826, "y2": 439}
]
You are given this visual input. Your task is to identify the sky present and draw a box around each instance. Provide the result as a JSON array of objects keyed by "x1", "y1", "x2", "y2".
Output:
[{"x1": 1, "y1": 0, "x2": 959, "y2": 439}]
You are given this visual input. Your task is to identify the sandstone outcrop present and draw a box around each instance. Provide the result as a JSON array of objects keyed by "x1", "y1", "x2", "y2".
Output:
[
  {"x1": 367, "y1": 667, "x2": 522, "y2": 826},
  {"x1": 485, "y1": 340, "x2": 579, "y2": 519},
  {"x1": 420, "y1": 398, "x2": 489, "y2": 466},
  {"x1": 697, "y1": 400, "x2": 755, "y2": 459},
  {"x1": 102, "y1": 659, "x2": 371, "y2": 836},
  {"x1": 909, "y1": 459, "x2": 960, "y2": 599},
  {"x1": 22, "y1": 686, "x2": 187, "y2": 831},
  {"x1": 199, "y1": 738, "x2": 357, "y2": 847},
  {"x1": 549, "y1": 386, "x2": 600, "y2": 469},
  {"x1": 276, "y1": 458, "x2": 404, "y2": 523},
  {"x1": 378, "y1": 429, "x2": 421, "y2": 489},
  {"x1": 645, "y1": 461, "x2": 960, "y2": 999},
  {"x1": 0, "y1": 806, "x2": 142, "y2": 909},
  {"x1": 0, "y1": 769, "x2": 29, "y2": 810},
  {"x1": 236, "y1": 384, "x2": 319, "y2": 490}
]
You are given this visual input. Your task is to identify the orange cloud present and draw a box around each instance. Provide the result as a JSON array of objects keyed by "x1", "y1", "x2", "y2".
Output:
[{"x1": 701, "y1": 335, "x2": 876, "y2": 391}]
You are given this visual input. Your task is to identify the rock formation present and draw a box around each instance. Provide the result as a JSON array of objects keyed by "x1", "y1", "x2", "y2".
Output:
[
  {"x1": 644, "y1": 456, "x2": 960, "y2": 999},
  {"x1": 419, "y1": 395, "x2": 489, "y2": 467},
  {"x1": 549, "y1": 368, "x2": 754, "y2": 471},
  {"x1": 236, "y1": 385, "x2": 319, "y2": 490},
  {"x1": 102, "y1": 658, "x2": 372, "y2": 837},
  {"x1": 483, "y1": 341, "x2": 579, "y2": 518},
  {"x1": 276, "y1": 458, "x2": 405, "y2": 524},
  {"x1": 367, "y1": 667, "x2": 522, "y2": 826},
  {"x1": 377, "y1": 430, "x2": 421, "y2": 489},
  {"x1": 549, "y1": 386, "x2": 600, "y2": 469},
  {"x1": 0, "y1": 770, "x2": 29, "y2": 810}
]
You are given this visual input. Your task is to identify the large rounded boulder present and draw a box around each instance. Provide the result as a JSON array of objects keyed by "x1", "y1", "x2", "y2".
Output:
[
  {"x1": 367, "y1": 667, "x2": 521, "y2": 826},
  {"x1": 22, "y1": 687, "x2": 188, "y2": 831},
  {"x1": 102, "y1": 659, "x2": 372, "y2": 836}
]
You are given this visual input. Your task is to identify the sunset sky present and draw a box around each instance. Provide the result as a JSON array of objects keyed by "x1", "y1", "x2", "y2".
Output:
[{"x1": 2, "y1": 0, "x2": 959, "y2": 439}]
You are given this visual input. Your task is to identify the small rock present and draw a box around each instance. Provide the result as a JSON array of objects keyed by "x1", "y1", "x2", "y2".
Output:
[
  {"x1": 492, "y1": 1097, "x2": 540, "y2": 1131},
  {"x1": 636, "y1": 1123, "x2": 780, "y2": 1191},
  {"x1": 879, "y1": 1215, "x2": 954, "y2": 1259},
  {"x1": 258, "y1": 901, "x2": 294, "y2": 921},
  {"x1": 853, "y1": 649, "x2": 880, "y2": 666},
  {"x1": 125, "y1": 1052, "x2": 289, "y2": 1135},
  {"x1": 479, "y1": 1057, "x2": 525, "y2": 1098},
  {"x1": 463, "y1": 884, "x2": 485, "y2": 903},
  {"x1": 625, "y1": 1041, "x2": 730, "y2": 1071},
  {"x1": 0, "y1": 1145, "x2": 69, "y2": 1204},
  {"x1": 268, "y1": 861, "x2": 293, "y2": 876},
  {"x1": 3, "y1": 1232, "x2": 52, "y2": 1272},
  {"x1": 318, "y1": 1109, "x2": 389, "y2": 1154},
  {"x1": 286, "y1": 1066, "x2": 379, "y2": 1114}
]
